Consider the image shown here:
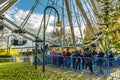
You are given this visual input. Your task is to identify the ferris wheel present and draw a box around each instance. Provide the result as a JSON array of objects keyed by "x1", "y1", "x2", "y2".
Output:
[{"x1": 0, "y1": 0, "x2": 120, "y2": 51}]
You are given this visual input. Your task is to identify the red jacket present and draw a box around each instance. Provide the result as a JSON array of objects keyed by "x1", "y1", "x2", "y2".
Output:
[{"x1": 62, "y1": 51, "x2": 66, "y2": 57}]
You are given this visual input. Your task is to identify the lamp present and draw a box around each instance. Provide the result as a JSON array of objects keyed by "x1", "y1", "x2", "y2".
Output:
[{"x1": 43, "y1": 6, "x2": 61, "y2": 72}]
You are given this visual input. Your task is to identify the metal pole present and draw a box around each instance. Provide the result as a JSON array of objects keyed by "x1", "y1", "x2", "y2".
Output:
[
  {"x1": 43, "y1": 6, "x2": 60, "y2": 72},
  {"x1": 7, "y1": 35, "x2": 10, "y2": 54},
  {"x1": 35, "y1": 37, "x2": 38, "y2": 69}
]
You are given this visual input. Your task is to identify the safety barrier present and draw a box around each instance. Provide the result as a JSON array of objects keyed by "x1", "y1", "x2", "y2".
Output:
[
  {"x1": 93, "y1": 58, "x2": 109, "y2": 76},
  {"x1": 0, "y1": 58, "x2": 13, "y2": 62},
  {"x1": 0, "y1": 56, "x2": 24, "y2": 63},
  {"x1": 109, "y1": 58, "x2": 120, "y2": 79},
  {"x1": 45, "y1": 55, "x2": 82, "y2": 70},
  {"x1": 45, "y1": 55, "x2": 120, "y2": 79},
  {"x1": 81, "y1": 57, "x2": 93, "y2": 73},
  {"x1": 0, "y1": 56, "x2": 41, "y2": 67},
  {"x1": 24, "y1": 55, "x2": 46, "y2": 65}
]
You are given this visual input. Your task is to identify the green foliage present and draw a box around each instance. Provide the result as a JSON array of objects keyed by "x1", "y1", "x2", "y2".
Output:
[
  {"x1": 0, "y1": 54, "x2": 11, "y2": 58},
  {"x1": 0, "y1": 54, "x2": 12, "y2": 63},
  {"x1": 0, "y1": 63, "x2": 85, "y2": 80},
  {"x1": 95, "y1": 0, "x2": 120, "y2": 52}
]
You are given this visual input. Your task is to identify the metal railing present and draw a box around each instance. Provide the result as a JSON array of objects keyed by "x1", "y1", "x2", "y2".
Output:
[
  {"x1": 44, "y1": 55, "x2": 120, "y2": 79},
  {"x1": 0, "y1": 57, "x2": 14, "y2": 62},
  {"x1": 109, "y1": 58, "x2": 120, "y2": 78}
]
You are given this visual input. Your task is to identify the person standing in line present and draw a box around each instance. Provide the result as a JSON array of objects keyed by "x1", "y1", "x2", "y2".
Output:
[
  {"x1": 66, "y1": 48, "x2": 71, "y2": 68},
  {"x1": 98, "y1": 51, "x2": 105, "y2": 74}
]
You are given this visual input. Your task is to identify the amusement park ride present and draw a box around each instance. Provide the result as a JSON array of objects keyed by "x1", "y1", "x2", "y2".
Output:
[
  {"x1": 0, "y1": 0, "x2": 120, "y2": 75},
  {"x1": 0, "y1": 0, "x2": 120, "y2": 51}
]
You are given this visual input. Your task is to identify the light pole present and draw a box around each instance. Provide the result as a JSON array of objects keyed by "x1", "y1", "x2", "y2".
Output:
[
  {"x1": 43, "y1": 6, "x2": 61, "y2": 72},
  {"x1": 7, "y1": 35, "x2": 16, "y2": 54}
]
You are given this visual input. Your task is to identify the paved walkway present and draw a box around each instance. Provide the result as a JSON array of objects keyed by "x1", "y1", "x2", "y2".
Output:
[{"x1": 39, "y1": 65, "x2": 117, "y2": 80}]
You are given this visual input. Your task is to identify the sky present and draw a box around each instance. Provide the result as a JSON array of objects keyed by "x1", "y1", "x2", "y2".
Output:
[
  {"x1": 5, "y1": 0, "x2": 54, "y2": 32},
  {"x1": 14, "y1": 0, "x2": 46, "y2": 13},
  {"x1": 4, "y1": 0, "x2": 82, "y2": 36}
]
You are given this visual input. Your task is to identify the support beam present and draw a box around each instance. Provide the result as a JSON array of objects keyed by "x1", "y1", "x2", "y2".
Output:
[
  {"x1": 90, "y1": 0, "x2": 99, "y2": 15},
  {"x1": 76, "y1": 0, "x2": 94, "y2": 34},
  {"x1": 62, "y1": 0, "x2": 66, "y2": 45},
  {"x1": 72, "y1": 0, "x2": 83, "y2": 39},
  {"x1": 0, "y1": 20, "x2": 34, "y2": 41},
  {"x1": 21, "y1": 0, "x2": 39, "y2": 28},
  {"x1": 0, "y1": 0, "x2": 18, "y2": 14},
  {"x1": 65, "y1": 0, "x2": 76, "y2": 46},
  {"x1": 0, "y1": 0, "x2": 7, "y2": 5}
]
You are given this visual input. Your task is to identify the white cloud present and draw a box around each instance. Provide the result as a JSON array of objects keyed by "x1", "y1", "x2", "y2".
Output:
[
  {"x1": 4, "y1": 7, "x2": 55, "y2": 32},
  {"x1": 14, "y1": 10, "x2": 28, "y2": 23},
  {"x1": 4, "y1": 7, "x2": 86, "y2": 39},
  {"x1": 63, "y1": 26, "x2": 85, "y2": 37}
]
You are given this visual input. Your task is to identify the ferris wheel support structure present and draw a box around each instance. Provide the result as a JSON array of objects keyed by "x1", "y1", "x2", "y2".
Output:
[
  {"x1": 65, "y1": 0, "x2": 76, "y2": 46},
  {"x1": 76, "y1": 0, "x2": 94, "y2": 34}
]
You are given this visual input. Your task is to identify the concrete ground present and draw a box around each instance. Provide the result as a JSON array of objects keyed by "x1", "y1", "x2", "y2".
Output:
[{"x1": 39, "y1": 65, "x2": 119, "y2": 80}]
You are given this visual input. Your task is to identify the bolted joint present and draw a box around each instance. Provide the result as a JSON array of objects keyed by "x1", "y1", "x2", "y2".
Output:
[
  {"x1": 12, "y1": 29, "x2": 25, "y2": 34},
  {"x1": 34, "y1": 37, "x2": 43, "y2": 42}
]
